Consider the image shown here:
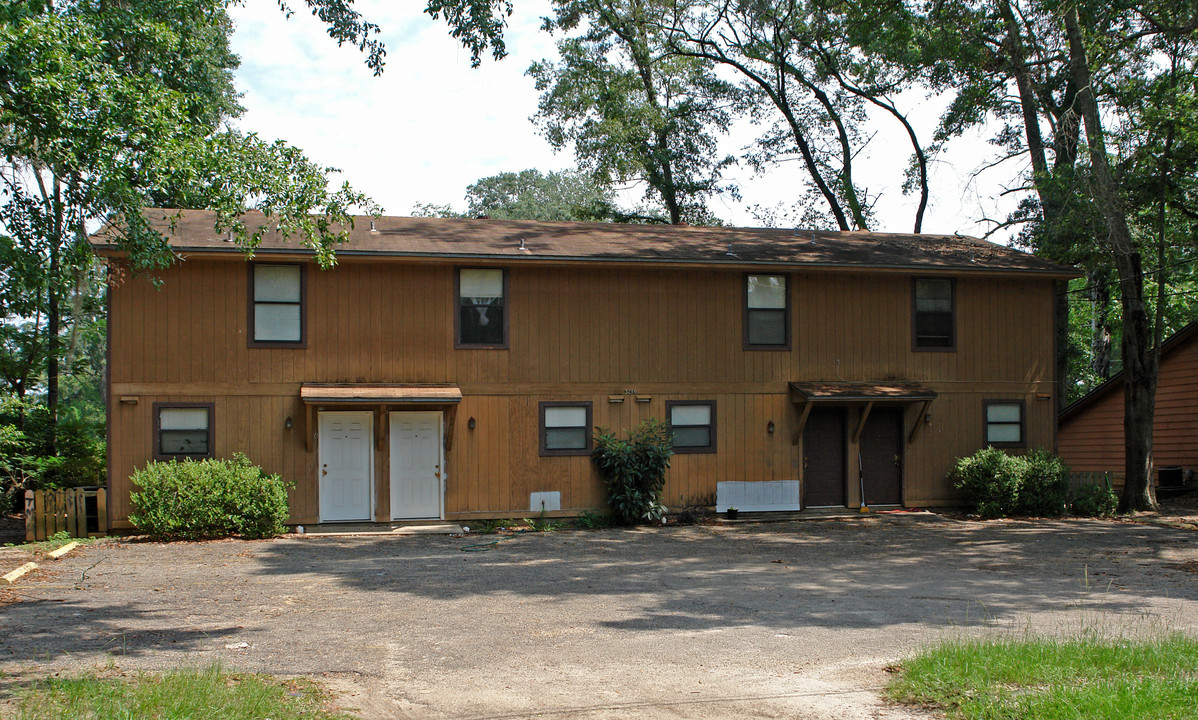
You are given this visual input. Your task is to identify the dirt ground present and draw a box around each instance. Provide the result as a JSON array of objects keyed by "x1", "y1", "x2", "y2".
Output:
[{"x1": 1, "y1": 510, "x2": 1196, "y2": 720}]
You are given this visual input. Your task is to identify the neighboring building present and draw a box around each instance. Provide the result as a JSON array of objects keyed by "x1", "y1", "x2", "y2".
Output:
[
  {"x1": 1058, "y1": 320, "x2": 1198, "y2": 484},
  {"x1": 92, "y1": 210, "x2": 1075, "y2": 531}
]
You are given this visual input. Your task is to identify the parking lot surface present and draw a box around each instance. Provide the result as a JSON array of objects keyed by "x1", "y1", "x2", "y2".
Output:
[{"x1": 2, "y1": 513, "x2": 1196, "y2": 718}]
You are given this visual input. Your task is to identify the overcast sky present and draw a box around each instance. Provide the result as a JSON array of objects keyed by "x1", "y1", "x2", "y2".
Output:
[{"x1": 228, "y1": 1, "x2": 1024, "y2": 240}]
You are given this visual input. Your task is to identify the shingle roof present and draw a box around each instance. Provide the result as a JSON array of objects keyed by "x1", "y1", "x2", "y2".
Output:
[{"x1": 90, "y1": 208, "x2": 1078, "y2": 276}]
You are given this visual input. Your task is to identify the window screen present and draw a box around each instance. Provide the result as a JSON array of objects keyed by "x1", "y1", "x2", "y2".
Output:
[
  {"x1": 985, "y1": 401, "x2": 1024, "y2": 447},
  {"x1": 746, "y1": 274, "x2": 788, "y2": 347},
  {"x1": 252, "y1": 264, "x2": 303, "y2": 343},
  {"x1": 668, "y1": 402, "x2": 716, "y2": 453},
  {"x1": 158, "y1": 406, "x2": 211, "y2": 457},
  {"x1": 540, "y1": 403, "x2": 592, "y2": 456},
  {"x1": 914, "y1": 278, "x2": 955, "y2": 349},
  {"x1": 458, "y1": 268, "x2": 506, "y2": 346}
]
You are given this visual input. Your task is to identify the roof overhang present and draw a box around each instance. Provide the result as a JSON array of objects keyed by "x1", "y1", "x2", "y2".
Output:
[{"x1": 300, "y1": 384, "x2": 462, "y2": 404}]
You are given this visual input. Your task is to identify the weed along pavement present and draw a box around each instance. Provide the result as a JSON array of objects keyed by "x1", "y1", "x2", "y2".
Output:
[{"x1": 2, "y1": 514, "x2": 1197, "y2": 719}]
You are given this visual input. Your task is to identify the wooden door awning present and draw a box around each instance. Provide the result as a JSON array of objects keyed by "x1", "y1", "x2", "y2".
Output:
[
  {"x1": 788, "y1": 382, "x2": 937, "y2": 403},
  {"x1": 300, "y1": 384, "x2": 463, "y2": 404},
  {"x1": 789, "y1": 382, "x2": 936, "y2": 445},
  {"x1": 300, "y1": 385, "x2": 463, "y2": 452}
]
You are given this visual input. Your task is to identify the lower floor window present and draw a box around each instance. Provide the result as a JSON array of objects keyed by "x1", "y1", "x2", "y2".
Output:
[
  {"x1": 155, "y1": 403, "x2": 213, "y2": 458},
  {"x1": 668, "y1": 401, "x2": 716, "y2": 453},
  {"x1": 540, "y1": 402, "x2": 592, "y2": 455},
  {"x1": 984, "y1": 401, "x2": 1024, "y2": 447}
]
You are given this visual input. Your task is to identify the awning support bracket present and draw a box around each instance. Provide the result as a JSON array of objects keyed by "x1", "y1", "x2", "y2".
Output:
[
  {"x1": 908, "y1": 399, "x2": 933, "y2": 444},
  {"x1": 305, "y1": 404, "x2": 315, "y2": 453},
  {"x1": 792, "y1": 401, "x2": 813, "y2": 445},
  {"x1": 852, "y1": 401, "x2": 874, "y2": 444}
]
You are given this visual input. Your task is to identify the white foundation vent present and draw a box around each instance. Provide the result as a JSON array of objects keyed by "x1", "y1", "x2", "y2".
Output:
[
  {"x1": 716, "y1": 481, "x2": 801, "y2": 512},
  {"x1": 529, "y1": 491, "x2": 561, "y2": 513}
]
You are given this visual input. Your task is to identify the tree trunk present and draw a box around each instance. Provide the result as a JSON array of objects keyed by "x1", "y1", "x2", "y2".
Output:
[
  {"x1": 1088, "y1": 270, "x2": 1112, "y2": 379},
  {"x1": 1063, "y1": 7, "x2": 1156, "y2": 511},
  {"x1": 47, "y1": 182, "x2": 63, "y2": 454}
]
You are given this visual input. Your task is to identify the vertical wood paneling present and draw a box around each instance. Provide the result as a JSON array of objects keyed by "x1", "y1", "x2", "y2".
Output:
[{"x1": 106, "y1": 256, "x2": 1060, "y2": 525}]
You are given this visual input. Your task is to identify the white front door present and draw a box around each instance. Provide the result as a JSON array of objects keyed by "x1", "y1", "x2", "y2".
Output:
[
  {"x1": 390, "y1": 411, "x2": 443, "y2": 519},
  {"x1": 318, "y1": 411, "x2": 373, "y2": 522}
]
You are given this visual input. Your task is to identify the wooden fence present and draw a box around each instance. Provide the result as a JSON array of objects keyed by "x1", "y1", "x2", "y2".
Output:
[
  {"x1": 24, "y1": 488, "x2": 106, "y2": 542},
  {"x1": 1067, "y1": 471, "x2": 1125, "y2": 494}
]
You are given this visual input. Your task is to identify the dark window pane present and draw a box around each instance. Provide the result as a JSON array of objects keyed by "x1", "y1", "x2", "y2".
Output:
[
  {"x1": 915, "y1": 311, "x2": 954, "y2": 347},
  {"x1": 160, "y1": 430, "x2": 209, "y2": 455},
  {"x1": 546, "y1": 427, "x2": 587, "y2": 450},
  {"x1": 672, "y1": 426, "x2": 711, "y2": 448},
  {"x1": 748, "y1": 309, "x2": 786, "y2": 345},
  {"x1": 460, "y1": 301, "x2": 505, "y2": 345}
]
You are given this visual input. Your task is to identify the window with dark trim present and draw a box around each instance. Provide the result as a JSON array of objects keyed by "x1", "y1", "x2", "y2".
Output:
[
  {"x1": 745, "y1": 274, "x2": 789, "y2": 349},
  {"x1": 667, "y1": 401, "x2": 716, "y2": 454},
  {"x1": 456, "y1": 268, "x2": 507, "y2": 347},
  {"x1": 913, "y1": 278, "x2": 955, "y2": 350},
  {"x1": 984, "y1": 400, "x2": 1025, "y2": 447},
  {"x1": 249, "y1": 264, "x2": 305, "y2": 346},
  {"x1": 539, "y1": 402, "x2": 593, "y2": 456},
  {"x1": 154, "y1": 402, "x2": 214, "y2": 459}
]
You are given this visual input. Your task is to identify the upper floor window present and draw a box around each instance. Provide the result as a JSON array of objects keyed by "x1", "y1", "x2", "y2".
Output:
[
  {"x1": 250, "y1": 264, "x2": 305, "y2": 346},
  {"x1": 540, "y1": 402, "x2": 593, "y2": 456},
  {"x1": 745, "y1": 274, "x2": 789, "y2": 349},
  {"x1": 155, "y1": 403, "x2": 214, "y2": 459},
  {"x1": 984, "y1": 400, "x2": 1025, "y2": 448},
  {"x1": 457, "y1": 268, "x2": 507, "y2": 347},
  {"x1": 667, "y1": 401, "x2": 716, "y2": 454},
  {"x1": 913, "y1": 278, "x2": 955, "y2": 350}
]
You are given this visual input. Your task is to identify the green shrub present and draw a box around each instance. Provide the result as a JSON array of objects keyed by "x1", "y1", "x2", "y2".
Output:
[
  {"x1": 1072, "y1": 481, "x2": 1118, "y2": 517},
  {"x1": 952, "y1": 446, "x2": 1023, "y2": 518},
  {"x1": 953, "y1": 448, "x2": 1075, "y2": 518},
  {"x1": 130, "y1": 454, "x2": 290, "y2": 540},
  {"x1": 1014, "y1": 449, "x2": 1070, "y2": 517},
  {"x1": 0, "y1": 397, "x2": 106, "y2": 515},
  {"x1": 592, "y1": 418, "x2": 673, "y2": 525},
  {"x1": 575, "y1": 510, "x2": 610, "y2": 529}
]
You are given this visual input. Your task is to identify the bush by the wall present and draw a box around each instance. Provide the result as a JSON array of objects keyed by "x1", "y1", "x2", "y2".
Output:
[
  {"x1": 592, "y1": 418, "x2": 673, "y2": 525},
  {"x1": 1072, "y1": 481, "x2": 1118, "y2": 518},
  {"x1": 951, "y1": 447, "x2": 1023, "y2": 518},
  {"x1": 952, "y1": 447, "x2": 1073, "y2": 518},
  {"x1": 130, "y1": 454, "x2": 290, "y2": 540},
  {"x1": 1013, "y1": 449, "x2": 1069, "y2": 517}
]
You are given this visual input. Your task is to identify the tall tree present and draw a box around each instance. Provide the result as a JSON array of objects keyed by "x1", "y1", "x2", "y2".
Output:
[
  {"x1": 660, "y1": 0, "x2": 933, "y2": 232},
  {"x1": 0, "y1": 0, "x2": 374, "y2": 452},
  {"x1": 462, "y1": 169, "x2": 626, "y2": 221},
  {"x1": 529, "y1": 0, "x2": 739, "y2": 225},
  {"x1": 905, "y1": 0, "x2": 1198, "y2": 510}
]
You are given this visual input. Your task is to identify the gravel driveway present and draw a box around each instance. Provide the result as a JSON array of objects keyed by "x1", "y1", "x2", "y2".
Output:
[{"x1": 2, "y1": 513, "x2": 1196, "y2": 719}]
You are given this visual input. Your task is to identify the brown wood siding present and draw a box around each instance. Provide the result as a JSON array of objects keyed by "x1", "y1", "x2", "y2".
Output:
[
  {"x1": 106, "y1": 257, "x2": 1059, "y2": 526},
  {"x1": 1059, "y1": 335, "x2": 1198, "y2": 474}
]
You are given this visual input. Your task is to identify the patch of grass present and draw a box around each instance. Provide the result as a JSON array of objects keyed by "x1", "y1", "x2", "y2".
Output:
[
  {"x1": 575, "y1": 510, "x2": 610, "y2": 529},
  {"x1": 473, "y1": 518, "x2": 518, "y2": 534},
  {"x1": 14, "y1": 664, "x2": 357, "y2": 720},
  {"x1": 524, "y1": 516, "x2": 560, "y2": 532},
  {"x1": 887, "y1": 632, "x2": 1198, "y2": 720},
  {"x1": 5, "y1": 530, "x2": 98, "y2": 552}
]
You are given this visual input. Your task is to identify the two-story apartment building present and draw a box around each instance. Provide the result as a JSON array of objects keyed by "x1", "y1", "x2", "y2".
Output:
[{"x1": 93, "y1": 210, "x2": 1075, "y2": 530}]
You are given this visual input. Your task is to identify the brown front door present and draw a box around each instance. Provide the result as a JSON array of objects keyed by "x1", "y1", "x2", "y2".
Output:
[
  {"x1": 860, "y1": 406, "x2": 903, "y2": 505},
  {"x1": 803, "y1": 408, "x2": 846, "y2": 507}
]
